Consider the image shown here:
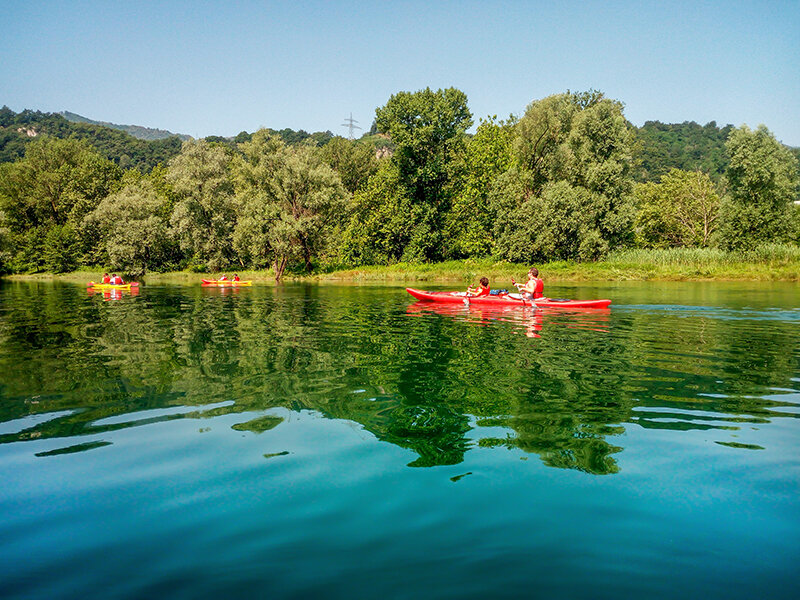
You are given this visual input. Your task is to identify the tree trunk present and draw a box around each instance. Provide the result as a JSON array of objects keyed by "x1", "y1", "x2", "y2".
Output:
[
  {"x1": 273, "y1": 255, "x2": 287, "y2": 282},
  {"x1": 303, "y1": 243, "x2": 312, "y2": 273}
]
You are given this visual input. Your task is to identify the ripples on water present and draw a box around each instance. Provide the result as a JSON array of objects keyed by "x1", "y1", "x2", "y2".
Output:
[{"x1": 0, "y1": 281, "x2": 798, "y2": 599}]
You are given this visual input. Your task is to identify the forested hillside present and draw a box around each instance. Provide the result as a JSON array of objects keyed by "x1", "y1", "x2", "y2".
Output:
[
  {"x1": 0, "y1": 106, "x2": 339, "y2": 171},
  {"x1": 60, "y1": 111, "x2": 191, "y2": 141},
  {"x1": 0, "y1": 91, "x2": 797, "y2": 278},
  {"x1": 0, "y1": 107, "x2": 183, "y2": 171},
  {"x1": 633, "y1": 120, "x2": 734, "y2": 182}
]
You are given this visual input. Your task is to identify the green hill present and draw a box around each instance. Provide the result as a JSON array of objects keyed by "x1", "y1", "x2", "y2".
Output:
[
  {"x1": 632, "y1": 120, "x2": 734, "y2": 182},
  {"x1": 0, "y1": 106, "x2": 184, "y2": 171},
  {"x1": 60, "y1": 111, "x2": 191, "y2": 141}
]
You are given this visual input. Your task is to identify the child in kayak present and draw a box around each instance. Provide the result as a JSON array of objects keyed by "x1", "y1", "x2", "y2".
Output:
[
  {"x1": 233, "y1": 274, "x2": 240, "y2": 282},
  {"x1": 219, "y1": 274, "x2": 228, "y2": 281},
  {"x1": 110, "y1": 273, "x2": 124, "y2": 285},
  {"x1": 513, "y1": 268, "x2": 544, "y2": 300},
  {"x1": 101, "y1": 273, "x2": 111, "y2": 284},
  {"x1": 466, "y1": 277, "x2": 491, "y2": 297}
]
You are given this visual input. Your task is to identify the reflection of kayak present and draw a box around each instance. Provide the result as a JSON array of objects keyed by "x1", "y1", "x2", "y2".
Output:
[
  {"x1": 406, "y1": 288, "x2": 612, "y2": 309},
  {"x1": 201, "y1": 279, "x2": 252, "y2": 286},
  {"x1": 88, "y1": 282, "x2": 139, "y2": 290},
  {"x1": 88, "y1": 286, "x2": 140, "y2": 299}
]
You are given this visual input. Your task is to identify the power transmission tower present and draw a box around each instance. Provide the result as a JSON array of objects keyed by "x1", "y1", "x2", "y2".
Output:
[{"x1": 341, "y1": 113, "x2": 361, "y2": 139}]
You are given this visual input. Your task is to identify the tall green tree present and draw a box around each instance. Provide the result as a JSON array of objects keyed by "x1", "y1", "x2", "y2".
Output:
[
  {"x1": 0, "y1": 137, "x2": 121, "y2": 230},
  {"x1": 494, "y1": 91, "x2": 635, "y2": 262},
  {"x1": 634, "y1": 169, "x2": 720, "y2": 248},
  {"x1": 318, "y1": 136, "x2": 379, "y2": 194},
  {"x1": 373, "y1": 87, "x2": 472, "y2": 260},
  {"x1": 0, "y1": 137, "x2": 121, "y2": 271},
  {"x1": 717, "y1": 124, "x2": 799, "y2": 249},
  {"x1": 336, "y1": 161, "x2": 416, "y2": 266},
  {"x1": 85, "y1": 179, "x2": 174, "y2": 275},
  {"x1": 444, "y1": 116, "x2": 515, "y2": 258},
  {"x1": 167, "y1": 140, "x2": 235, "y2": 270},
  {"x1": 232, "y1": 131, "x2": 346, "y2": 280}
]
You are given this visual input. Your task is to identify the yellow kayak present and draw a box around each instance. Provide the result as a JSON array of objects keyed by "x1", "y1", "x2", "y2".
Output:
[
  {"x1": 201, "y1": 279, "x2": 252, "y2": 286},
  {"x1": 88, "y1": 282, "x2": 139, "y2": 290}
]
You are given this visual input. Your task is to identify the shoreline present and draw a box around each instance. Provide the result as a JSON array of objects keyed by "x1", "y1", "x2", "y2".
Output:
[{"x1": 3, "y1": 256, "x2": 799, "y2": 284}]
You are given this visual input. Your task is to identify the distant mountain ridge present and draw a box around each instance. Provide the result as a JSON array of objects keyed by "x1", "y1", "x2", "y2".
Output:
[{"x1": 59, "y1": 111, "x2": 191, "y2": 141}]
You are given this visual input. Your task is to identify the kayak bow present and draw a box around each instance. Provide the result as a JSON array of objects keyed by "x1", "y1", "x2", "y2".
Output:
[{"x1": 405, "y1": 288, "x2": 611, "y2": 309}]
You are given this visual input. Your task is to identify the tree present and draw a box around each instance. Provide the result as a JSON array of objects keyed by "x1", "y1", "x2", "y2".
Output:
[
  {"x1": 495, "y1": 180, "x2": 618, "y2": 263},
  {"x1": 373, "y1": 87, "x2": 472, "y2": 261},
  {"x1": 717, "y1": 125, "x2": 799, "y2": 249},
  {"x1": 318, "y1": 136, "x2": 379, "y2": 194},
  {"x1": 632, "y1": 120, "x2": 734, "y2": 182},
  {"x1": 232, "y1": 131, "x2": 346, "y2": 281},
  {"x1": 85, "y1": 179, "x2": 173, "y2": 275},
  {"x1": 41, "y1": 224, "x2": 81, "y2": 273},
  {"x1": 167, "y1": 140, "x2": 235, "y2": 270},
  {"x1": 375, "y1": 87, "x2": 472, "y2": 203},
  {"x1": 494, "y1": 91, "x2": 635, "y2": 262},
  {"x1": 634, "y1": 169, "x2": 720, "y2": 248},
  {"x1": 337, "y1": 161, "x2": 418, "y2": 266},
  {"x1": 0, "y1": 137, "x2": 121, "y2": 271},
  {"x1": 444, "y1": 116, "x2": 515, "y2": 257},
  {"x1": 0, "y1": 137, "x2": 121, "y2": 230}
]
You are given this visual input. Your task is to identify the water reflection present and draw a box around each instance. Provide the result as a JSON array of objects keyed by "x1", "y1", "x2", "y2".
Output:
[
  {"x1": 87, "y1": 286, "x2": 140, "y2": 300},
  {"x1": 407, "y1": 301, "x2": 611, "y2": 337},
  {"x1": 0, "y1": 282, "x2": 798, "y2": 474}
]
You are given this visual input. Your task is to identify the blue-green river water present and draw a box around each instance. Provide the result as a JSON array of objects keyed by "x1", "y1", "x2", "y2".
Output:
[{"x1": 0, "y1": 280, "x2": 798, "y2": 599}]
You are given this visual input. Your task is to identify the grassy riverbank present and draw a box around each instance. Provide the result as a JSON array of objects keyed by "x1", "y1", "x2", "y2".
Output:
[
  {"x1": 4, "y1": 245, "x2": 800, "y2": 284},
  {"x1": 314, "y1": 245, "x2": 800, "y2": 282}
]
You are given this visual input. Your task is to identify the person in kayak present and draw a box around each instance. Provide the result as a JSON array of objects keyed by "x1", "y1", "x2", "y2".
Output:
[
  {"x1": 219, "y1": 274, "x2": 228, "y2": 281},
  {"x1": 233, "y1": 274, "x2": 240, "y2": 282},
  {"x1": 514, "y1": 268, "x2": 544, "y2": 300},
  {"x1": 101, "y1": 272, "x2": 111, "y2": 284},
  {"x1": 466, "y1": 277, "x2": 491, "y2": 297},
  {"x1": 110, "y1": 273, "x2": 124, "y2": 285}
]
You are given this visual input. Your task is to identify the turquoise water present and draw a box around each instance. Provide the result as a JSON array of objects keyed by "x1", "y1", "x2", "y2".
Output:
[{"x1": 0, "y1": 281, "x2": 798, "y2": 599}]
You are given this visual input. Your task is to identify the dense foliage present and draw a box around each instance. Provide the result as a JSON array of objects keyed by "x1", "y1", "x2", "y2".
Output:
[
  {"x1": 633, "y1": 120, "x2": 734, "y2": 182},
  {"x1": 0, "y1": 91, "x2": 797, "y2": 278},
  {"x1": 0, "y1": 106, "x2": 183, "y2": 171}
]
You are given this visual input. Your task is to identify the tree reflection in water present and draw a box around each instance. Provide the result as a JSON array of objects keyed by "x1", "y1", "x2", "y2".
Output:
[{"x1": 0, "y1": 282, "x2": 797, "y2": 475}]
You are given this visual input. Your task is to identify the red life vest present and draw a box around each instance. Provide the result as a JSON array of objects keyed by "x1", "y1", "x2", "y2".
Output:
[{"x1": 533, "y1": 278, "x2": 544, "y2": 299}]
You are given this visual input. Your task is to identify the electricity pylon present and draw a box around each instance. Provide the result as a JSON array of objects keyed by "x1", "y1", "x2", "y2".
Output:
[{"x1": 341, "y1": 113, "x2": 361, "y2": 139}]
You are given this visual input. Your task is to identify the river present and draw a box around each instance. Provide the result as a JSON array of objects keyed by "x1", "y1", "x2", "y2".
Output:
[{"x1": 0, "y1": 280, "x2": 798, "y2": 599}]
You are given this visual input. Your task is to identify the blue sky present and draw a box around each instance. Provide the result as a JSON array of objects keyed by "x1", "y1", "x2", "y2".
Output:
[{"x1": 2, "y1": 0, "x2": 798, "y2": 144}]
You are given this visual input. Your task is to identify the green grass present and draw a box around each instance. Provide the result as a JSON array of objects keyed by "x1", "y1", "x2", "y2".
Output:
[
  {"x1": 4, "y1": 245, "x2": 800, "y2": 284},
  {"x1": 312, "y1": 245, "x2": 800, "y2": 282}
]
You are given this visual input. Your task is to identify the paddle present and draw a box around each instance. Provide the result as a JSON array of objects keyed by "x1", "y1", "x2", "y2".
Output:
[{"x1": 509, "y1": 277, "x2": 528, "y2": 304}]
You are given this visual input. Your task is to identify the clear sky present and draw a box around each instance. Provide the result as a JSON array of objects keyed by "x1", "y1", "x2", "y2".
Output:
[{"x1": 2, "y1": 0, "x2": 798, "y2": 144}]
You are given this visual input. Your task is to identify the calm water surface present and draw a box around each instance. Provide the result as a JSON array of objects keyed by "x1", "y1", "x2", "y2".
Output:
[{"x1": 0, "y1": 281, "x2": 798, "y2": 599}]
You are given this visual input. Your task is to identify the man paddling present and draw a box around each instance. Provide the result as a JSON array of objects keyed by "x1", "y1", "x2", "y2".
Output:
[{"x1": 513, "y1": 268, "x2": 544, "y2": 300}]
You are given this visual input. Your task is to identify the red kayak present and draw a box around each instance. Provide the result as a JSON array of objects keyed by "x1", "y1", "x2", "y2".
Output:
[{"x1": 405, "y1": 288, "x2": 612, "y2": 309}]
